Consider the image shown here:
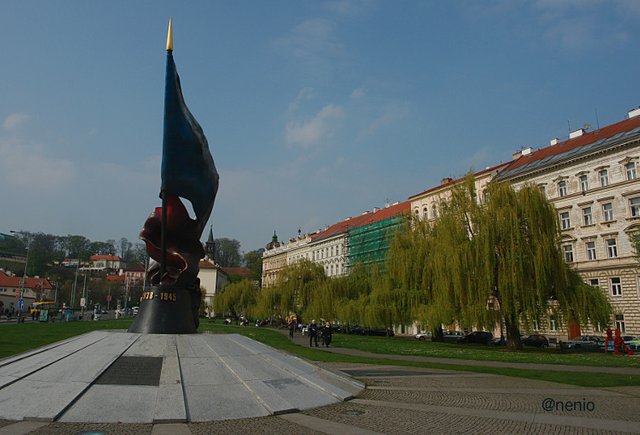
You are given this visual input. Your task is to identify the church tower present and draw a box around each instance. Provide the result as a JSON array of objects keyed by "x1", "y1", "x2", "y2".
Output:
[{"x1": 205, "y1": 225, "x2": 215, "y2": 262}]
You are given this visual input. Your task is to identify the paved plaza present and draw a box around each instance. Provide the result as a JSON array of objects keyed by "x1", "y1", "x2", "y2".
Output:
[{"x1": 0, "y1": 331, "x2": 639, "y2": 434}]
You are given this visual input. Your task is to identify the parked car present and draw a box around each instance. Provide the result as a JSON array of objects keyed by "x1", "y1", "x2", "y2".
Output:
[
  {"x1": 458, "y1": 331, "x2": 493, "y2": 344},
  {"x1": 562, "y1": 335, "x2": 604, "y2": 352},
  {"x1": 522, "y1": 334, "x2": 549, "y2": 348},
  {"x1": 365, "y1": 328, "x2": 395, "y2": 337},
  {"x1": 416, "y1": 331, "x2": 432, "y2": 341},
  {"x1": 627, "y1": 337, "x2": 640, "y2": 351},
  {"x1": 443, "y1": 331, "x2": 466, "y2": 343}
]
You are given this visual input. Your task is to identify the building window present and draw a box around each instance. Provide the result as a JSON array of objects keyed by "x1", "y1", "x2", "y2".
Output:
[
  {"x1": 558, "y1": 180, "x2": 567, "y2": 197},
  {"x1": 432, "y1": 205, "x2": 438, "y2": 219},
  {"x1": 579, "y1": 174, "x2": 589, "y2": 192},
  {"x1": 549, "y1": 316, "x2": 557, "y2": 331},
  {"x1": 582, "y1": 207, "x2": 592, "y2": 226},
  {"x1": 602, "y1": 203, "x2": 614, "y2": 222},
  {"x1": 606, "y1": 238, "x2": 618, "y2": 258},
  {"x1": 414, "y1": 209, "x2": 419, "y2": 217},
  {"x1": 533, "y1": 320, "x2": 540, "y2": 331},
  {"x1": 560, "y1": 211, "x2": 571, "y2": 230},
  {"x1": 630, "y1": 197, "x2": 640, "y2": 217},
  {"x1": 615, "y1": 314, "x2": 626, "y2": 332},
  {"x1": 423, "y1": 207, "x2": 428, "y2": 219},
  {"x1": 589, "y1": 278, "x2": 599, "y2": 287},
  {"x1": 626, "y1": 162, "x2": 637, "y2": 180},
  {"x1": 586, "y1": 241, "x2": 597, "y2": 260},
  {"x1": 482, "y1": 189, "x2": 490, "y2": 203},
  {"x1": 599, "y1": 169, "x2": 609, "y2": 187},
  {"x1": 611, "y1": 277, "x2": 622, "y2": 296},
  {"x1": 563, "y1": 244, "x2": 574, "y2": 262}
]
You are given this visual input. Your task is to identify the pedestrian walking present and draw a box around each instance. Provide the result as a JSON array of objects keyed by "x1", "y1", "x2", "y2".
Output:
[
  {"x1": 288, "y1": 316, "x2": 296, "y2": 340},
  {"x1": 322, "y1": 322, "x2": 333, "y2": 347},
  {"x1": 308, "y1": 319, "x2": 319, "y2": 347}
]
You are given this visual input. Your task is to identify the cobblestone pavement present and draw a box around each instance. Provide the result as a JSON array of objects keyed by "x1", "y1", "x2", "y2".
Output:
[{"x1": 3, "y1": 363, "x2": 638, "y2": 434}]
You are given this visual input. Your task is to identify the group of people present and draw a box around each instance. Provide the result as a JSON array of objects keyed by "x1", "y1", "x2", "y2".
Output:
[{"x1": 287, "y1": 318, "x2": 333, "y2": 348}]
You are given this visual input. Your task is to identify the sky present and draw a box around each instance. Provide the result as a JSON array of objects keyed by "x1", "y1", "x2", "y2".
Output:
[{"x1": 1, "y1": 0, "x2": 639, "y2": 254}]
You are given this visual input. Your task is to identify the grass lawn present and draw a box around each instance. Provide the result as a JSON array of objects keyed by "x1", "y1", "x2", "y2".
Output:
[
  {"x1": 0, "y1": 319, "x2": 131, "y2": 359},
  {"x1": 2, "y1": 320, "x2": 639, "y2": 388}
]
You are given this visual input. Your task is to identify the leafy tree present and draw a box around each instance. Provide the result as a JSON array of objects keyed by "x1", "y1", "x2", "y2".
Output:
[
  {"x1": 119, "y1": 238, "x2": 132, "y2": 259},
  {"x1": 213, "y1": 279, "x2": 258, "y2": 319},
  {"x1": 89, "y1": 241, "x2": 117, "y2": 256},
  {"x1": 213, "y1": 238, "x2": 242, "y2": 267},
  {"x1": 442, "y1": 180, "x2": 610, "y2": 350},
  {"x1": 242, "y1": 249, "x2": 264, "y2": 282},
  {"x1": 64, "y1": 235, "x2": 92, "y2": 260}
]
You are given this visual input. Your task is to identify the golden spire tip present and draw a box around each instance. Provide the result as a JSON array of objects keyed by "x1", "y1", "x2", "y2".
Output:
[{"x1": 166, "y1": 18, "x2": 173, "y2": 52}]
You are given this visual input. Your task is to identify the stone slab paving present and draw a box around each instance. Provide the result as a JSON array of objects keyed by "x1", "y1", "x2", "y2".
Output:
[
  {"x1": 0, "y1": 332, "x2": 361, "y2": 424},
  {"x1": 3, "y1": 334, "x2": 640, "y2": 434}
]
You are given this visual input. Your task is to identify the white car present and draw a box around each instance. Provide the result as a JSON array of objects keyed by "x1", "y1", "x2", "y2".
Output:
[{"x1": 415, "y1": 331, "x2": 432, "y2": 341}]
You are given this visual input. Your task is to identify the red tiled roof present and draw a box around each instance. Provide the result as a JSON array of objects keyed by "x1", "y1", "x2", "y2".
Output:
[
  {"x1": 310, "y1": 201, "x2": 411, "y2": 243},
  {"x1": 199, "y1": 259, "x2": 219, "y2": 269},
  {"x1": 408, "y1": 161, "x2": 510, "y2": 200},
  {"x1": 502, "y1": 114, "x2": 640, "y2": 175},
  {"x1": 90, "y1": 255, "x2": 121, "y2": 261},
  {"x1": 0, "y1": 271, "x2": 52, "y2": 289},
  {"x1": 221, "y1": 267, "x2": 252, "y2": 277}
]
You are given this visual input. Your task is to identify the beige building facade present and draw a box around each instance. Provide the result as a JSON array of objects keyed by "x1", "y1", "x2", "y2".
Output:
[{"x1": 498, "y1": 108, "x2": 640, "y2": 336}]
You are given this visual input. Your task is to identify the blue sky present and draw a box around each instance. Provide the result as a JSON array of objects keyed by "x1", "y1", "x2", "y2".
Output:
[{"x1": 1, "y1": 0, "x2": 639, "y2": 254}]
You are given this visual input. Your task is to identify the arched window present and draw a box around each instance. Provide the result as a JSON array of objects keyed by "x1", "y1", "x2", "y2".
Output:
[{"x1": 432, "y1": 204, "x2": 438, "y2": 218}]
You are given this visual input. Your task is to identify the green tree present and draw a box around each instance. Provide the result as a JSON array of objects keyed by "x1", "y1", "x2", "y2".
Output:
[
  {"x1": 213, "y1": 279, "x2": 258, "y2": 319},
  {"x1": 445, "y1": 180, "x2": 610, "y2": 350},
  {"x1": 242, "y1": 249, "x2": 264, "y2": 282},
  {"x1": 214, "y1": 238, "x2": 242, "y2": 267}
]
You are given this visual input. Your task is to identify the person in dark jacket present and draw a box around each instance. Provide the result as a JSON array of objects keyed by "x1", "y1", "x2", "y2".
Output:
[
  {"x1": 308, "y1": 319, "x2": 319, "y2": 347},
  {"x1": 321, "y1": 322, "x2": 333, "y2": 347}
]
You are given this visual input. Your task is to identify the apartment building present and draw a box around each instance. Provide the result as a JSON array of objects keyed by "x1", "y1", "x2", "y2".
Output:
[{"x1": 497, "y1": 108, "x2": 640, "y2": 336}]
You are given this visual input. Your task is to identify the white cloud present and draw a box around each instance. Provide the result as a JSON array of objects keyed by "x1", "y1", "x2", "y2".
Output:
[
  {"x1": 285, "y1": 104, "x2": 345, "y2": 148},
  {"x1": 324, "y1": 0, "x2": 374, "y2": 16},
  {"x1": 288, "y1": 87, "x2": 316, "y2": 115},
  {"x1": 2, "y1": 113, "x2": 30, "y2": 131},
  {"x1": 0, "y1": 137, "x2": 75, "y2": 190},
  {"x1": 350, "y1": 87, "x2": 365, "y2": 100},
  {"x1": 273, "y1": 18, "x2": 346, "y2": 78},
  {"x1": 357, "y1": 103, "x2": 409, "y2": 141}
]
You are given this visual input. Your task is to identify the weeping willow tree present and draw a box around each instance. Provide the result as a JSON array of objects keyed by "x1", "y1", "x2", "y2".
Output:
[
  {"x1": 253, "y1": 286, "x2": 282, "y2": 321},
  {"x1": 388, "y1": 174, "x2": 611, "y2": 350},
  {"x1": 475, "y1": 181, "x2": 610, "y2": 350},
  {"x1": 271, "y1": 259, "x2": 326, "y2": 321},
  {"x1": 213, "y1": 279, "x2": 258, "y2": 319}
]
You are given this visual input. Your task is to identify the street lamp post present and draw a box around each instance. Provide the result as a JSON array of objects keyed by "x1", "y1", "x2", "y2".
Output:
[{"x1": 10, "y1": 231, "x2": 30, "y2": 322}]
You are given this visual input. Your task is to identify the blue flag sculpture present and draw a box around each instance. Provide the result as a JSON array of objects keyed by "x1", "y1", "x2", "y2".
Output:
[
  {"x1": 162, "y1": 51, "x2": 219, "y2": 232},
  {"x1": 129, "y1": 20, "x2": 219, "y2": 334}
]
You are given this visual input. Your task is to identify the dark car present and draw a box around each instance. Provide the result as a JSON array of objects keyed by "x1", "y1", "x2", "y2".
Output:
[
  {"x1": 522, "y1": 334, "x2": 549, "y2": 348},
  {"x1": 365, "y1": 328, "x2": 395, "y2": 337},
  {"x1": 561, "y1": 335, "x2": 604, "y2": 352},
  {"x1": 458, "y1": 331, "x2": 493, "y2": 344}
]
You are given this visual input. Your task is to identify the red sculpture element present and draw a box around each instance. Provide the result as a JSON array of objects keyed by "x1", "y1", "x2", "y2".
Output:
[
  {"x1": 140, "y1": 195, "x2": 205, "y2": 287},
  {"x1": 605, "y1": 327, "x2": 614, "y2": 353},
  {"x1": 613, "y1": 328, "x2": 634, "y2": 356}
]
